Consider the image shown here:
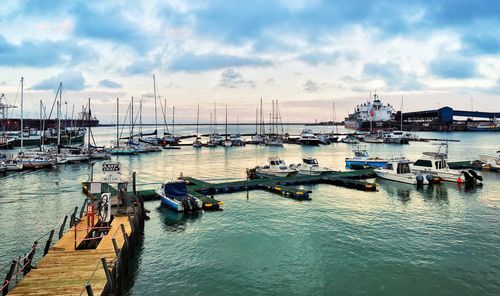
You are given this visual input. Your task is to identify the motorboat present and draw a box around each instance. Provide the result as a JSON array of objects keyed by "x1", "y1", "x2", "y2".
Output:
[
  {"x1": 298, "y1": 129, "x2": 321, "y2": 146},
  {"x1": 380, "y1": 131, "x2": 410, "y2": 144},
  {"x1": 86, "y1": 146, "x2": 111, "y2": 160},
  {"x1": 106, "y1": 146, "x2": 140, "y2": 155},
  {"x1": 478, "y1": 150, "x2": 500, "y2": 170},
  {"x1": 375, "y1": 159, "x2": 441, "y2": 185},
  {"x1": 0, "y1": 162, "x2": 6, "y2": 173},
  {"x1": 363, "y1": 135, "x2": 384, "y2": 143},
  {"x1": 156, "y1": 181, "x2": 203, "y2": 212},
  {"x1": 410, "y1": 143, "x2": 483, "y2": 185},
  {"x1": 345, "y1": 145, "x2": 396, "y2": 169},
  {"x1": 327, "y1": 134, "x2": 339, "y2": 143},
  {"x1": 318, "y1": 134, "x2": 331, "y2": 145},
  {"x1": 16, "y1": 152, "x2": 55, "y2": 169},
  {"x1": 58, "y1": 146, "x2": 90, "y2": 163},
  {"x1": 208, "y1": 133, "x2": 223, "y2": 146},
  {"x1": 249, "y1": 157, "x2": 298, "y2": 177},
  {"x1": 3, "y1": 159, "x2": 23, "y2": 171},
  {"x1": 341, "y1": 135, "x2": 360, "y2": 144},
  {"x1": 290, "y1": 158, "x2": 335, "y2": 175}
]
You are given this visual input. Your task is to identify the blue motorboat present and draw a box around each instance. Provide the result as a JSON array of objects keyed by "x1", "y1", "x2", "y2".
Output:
[
  {"x1": 156, "y1": 181, "x2": 203, "y2": 212},
  {"x1": 345, "y1": 145, "x2": 396, "y2": 169}
]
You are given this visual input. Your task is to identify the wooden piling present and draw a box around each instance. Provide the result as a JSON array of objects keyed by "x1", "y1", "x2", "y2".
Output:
[
  {"x1": 43, "y1": 230, "x2": 54, "y2": 256},
  {"x1": 59, "y1": 215, "x2": 68, "y2": 239},
  {"x1": 2, "y1": 260, "x2": 17, "y2": 296}
]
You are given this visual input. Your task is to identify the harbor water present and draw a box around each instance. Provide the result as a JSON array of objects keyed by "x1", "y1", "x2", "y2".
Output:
[{"x1": 0, "y1": 126, "x2": 499, "y2": 295}]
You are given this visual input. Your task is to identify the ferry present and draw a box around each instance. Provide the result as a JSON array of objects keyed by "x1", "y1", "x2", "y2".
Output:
[{"x1": 344, "y1": 94, "x2": 396, "y2": 131}]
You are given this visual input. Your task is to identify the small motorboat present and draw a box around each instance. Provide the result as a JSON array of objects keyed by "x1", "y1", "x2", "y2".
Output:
[
  {"x1": 290, "y1": 158, "x2": 335, "y2": 175},
  {"x1": 249, "y1": 157, "x2": 298, "y2": 178},
  {"x1": 410, "y1": 143, "x2": 483, "y2": 185},
  {"x1": 229, "y1": 134, "x2": 246, "y2": 146},
  {"x1": 375, "y1": 159, "x2": 441, "y2": 185},
  {"x1": 479, "y1": 150, "x2": 500, "y2": 171},
  {"x1": 380, "y1": 131, "x2": 410, "y2": 144},
  {"x1": 363, "y1": 135, "x2": 384, "y2": 143},
  {"x1": 4, "y1": 159, "x2": 23, "y2": 171},
  {"x1": 156, "y1": 181, "x2": 203, "y2": 212},
  {"x1": 192, "y1": 137, "x2": 203, "y2": 148},
  {"x1": 327, "y1": 134, "x2": 339, "y2": 143},
  {"x1": 341, "y1": 135, "x2": 360, "y2": 144},
  {"x1": 264, "y1": 136, "x2": 283, "y2": 147},
  {"x1": 345, "y1": 145, "x2": 395, "y2": 169}
]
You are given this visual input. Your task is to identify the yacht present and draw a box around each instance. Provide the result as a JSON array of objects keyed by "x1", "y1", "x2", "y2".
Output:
[
  {"x1": 299, "y1": 129, "x2": 322, "y2": 146},
  {"x1": 410, "y1": 143, "x2": 483, "y2": 185},
  {"x1": 250, "y1": 157, "x2": 298, "y2": 177},
  {"x1": 290, "y1": 158, "x2": 335, "y2": 175},
  {"x1": 345, "y1": 145, "x2": 396, "y2": 169},
  {"x1": 375, "y1": 159, "x2": 440, "y2": 185}
]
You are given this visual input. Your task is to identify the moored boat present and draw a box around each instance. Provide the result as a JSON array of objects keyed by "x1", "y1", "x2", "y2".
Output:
[
  {"x1": 290, "y1": 158, "x2": 335, "y2": 175},
  {"x1": 299, "y1": 129, "x2": 321, "y2": 146},
  {"x1": 156, "y1": 181, "x2": 203, "y2": 212},
  {"x1": 345, "y1": 145, "x2": 396, "y2": 169},
  {"x1": 248, "y1": 157, "x2": 297, "y2": 178},
  {"x1": 375, "y1": 159, "x2": 441, "y2": 185}
]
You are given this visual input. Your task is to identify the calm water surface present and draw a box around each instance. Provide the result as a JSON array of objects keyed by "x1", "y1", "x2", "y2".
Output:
[{"x1": 0, "y1": 125, "x2": 499, "y2": 295}]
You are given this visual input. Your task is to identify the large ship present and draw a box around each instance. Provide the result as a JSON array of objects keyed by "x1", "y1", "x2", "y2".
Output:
[{"x1": 344, "y1": 94, "x2": 396, "y2": 131}]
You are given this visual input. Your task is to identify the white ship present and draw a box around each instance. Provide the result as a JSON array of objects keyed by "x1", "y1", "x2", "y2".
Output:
[{"x1": 344, "y1": 94, "x2": 396, "y2": 131}]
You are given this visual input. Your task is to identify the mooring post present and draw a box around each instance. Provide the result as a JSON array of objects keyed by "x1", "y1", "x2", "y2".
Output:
[
  {"x1": 80, "y1": 199, "x2": 87, "y2": 218},
  {"x1": 2, "y1": 260, "x2": 17, "y2": 296},
  {"x1": 101, "y1": 257, "x2": 113, "y2": 293},
  {"x1": 43, "y1": 229, "x2": 55, "y2": 256},
  {"x1": 127, "y1": 211, "x2": 136, "y2": 235},
  {"x1": 23, "y1": 241, "x2": 38, "y2": 276},
  {"x1": 70, "y1": 206, "x2": 78, "y2": 228},
  {"x1": 85, "y1": 284, "x2": 94, "y2": 296},
  {"x1": 112, "y1": 238, "x2": 120, "y2": 257},
  {"x1": 131, "y1": 206, "x2": 140, "y2": 234},
  {"x1": 120, "y1": 224, "x2": 129, "y2": 250},
  {"x1": 59, "y1": 215, "x2": 68, "y2": 239},
  {"x1": 132, "y1": 172, "x2": 137, "y2": 196}
]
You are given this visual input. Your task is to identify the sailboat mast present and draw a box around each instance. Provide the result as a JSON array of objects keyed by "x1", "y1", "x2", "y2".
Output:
[
  {"x1": 87, "y1": 98, "x2": 91, "y2": 154},
  {"x1": 196, "y1": 104, "x2": 200, "y2": 136},
  {"x1": 57, "y1": 83, "x2": 62, "y2": 146},
  {"x1": 153, "y1": 74, "x2": 158, "y2": 135},
  {"x1": 116, "y1": 98, "x2": 119, "y2": 148},
  {"x1": 400, "y1": 96, "x2": 404, "y2": 131},
  {"x1": 139, "y1": 97, "x2": 143, "y2": 136},
  {"x1": 172, "y1": 106, "x2": 175, "y2": 137},
  {"x1": 255, "y1": 107, "x2": 258, "y2": 134},
  {"x1": 214, "y1": 101, "x2": 217, "y2": 133},
  {"x1": 20, "y1": 77, "x2": 24, "y2": 149},
  {"x1": 225, "y1": 104, "x2": 228, "y2": 140}
]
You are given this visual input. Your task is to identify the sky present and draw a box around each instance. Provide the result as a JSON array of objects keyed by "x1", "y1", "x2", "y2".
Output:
[{"x1": 1, "y1": 0, "x2": 500, "y2": 123}]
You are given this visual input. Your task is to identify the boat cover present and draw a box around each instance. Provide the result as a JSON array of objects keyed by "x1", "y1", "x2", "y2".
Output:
[{"x1": 164, "y1": 182, "x2": 188, "y2": 197}]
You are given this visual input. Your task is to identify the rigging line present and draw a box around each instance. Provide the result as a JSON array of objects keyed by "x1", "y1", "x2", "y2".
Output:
[{"x1": 118, "y1": 102, "x2": 131, "y2": 140}]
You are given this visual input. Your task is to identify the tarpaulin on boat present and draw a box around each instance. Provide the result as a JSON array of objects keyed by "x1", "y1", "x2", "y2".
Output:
[{"x1": 164, "y1": 182, "x2": 188, "y2": 197}]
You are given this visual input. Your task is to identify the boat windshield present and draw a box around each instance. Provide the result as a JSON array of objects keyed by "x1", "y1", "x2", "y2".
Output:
[
  {"x1": 383, "y1": 163, "x2": 393, "y2": 170},
  {"x1": 303, "y1": 158, "x2": 318, "y2": 165},
  {"x1": 397, "y1": 162, "x2": 411, "y2": 174}
]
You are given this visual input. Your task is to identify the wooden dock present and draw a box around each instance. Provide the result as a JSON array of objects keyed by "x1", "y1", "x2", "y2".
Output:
[{"x1": 8, "y1": 207, "x2": 143, "y2": 296}]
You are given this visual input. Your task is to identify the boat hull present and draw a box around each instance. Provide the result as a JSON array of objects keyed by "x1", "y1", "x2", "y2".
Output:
[{"x1": 345, "y1": 159, "x2": 388, "y2": 169}]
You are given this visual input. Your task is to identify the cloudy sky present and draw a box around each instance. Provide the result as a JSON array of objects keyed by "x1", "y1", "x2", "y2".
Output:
[{"x1": 1, "y1": 0, "x2": 500, "y2": 123}]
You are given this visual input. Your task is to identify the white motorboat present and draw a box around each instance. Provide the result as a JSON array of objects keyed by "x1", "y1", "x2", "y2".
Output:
[
  {"x1": 363, "y1": 135, "x2": 384, "y2": 143},
  {"x1": 380, "y1": 131, "x2": 410, "y2": 144},
  {"x1": 192, "y1": 137, "x2": 203, "y2": 148},
  {"x1": 375, "y1": 159, "x2": 441, "y2": 185},
  {"x1": 250, "y1": 157, "x2": 298, "y2": 177},
  {"x1": 58, "y1": 146, "x2": 90, "y2": 163},
  {"x1": 290, "y1": 158, "x2": 335, "y2": 175},
  {"x1": 341, "y1": 135, "x2": 360, "y2": 144},
  {"x1": 4, "y1": 159, "x2": 23, "y2": 171},
  {"x1": 156, "y1": 181, "x2": 203, "y2": 212},
  {"x1": 229, "y1": 134, "x2": 246, "y2": 146},
  {"x1": 299, "y1": 129, "x2": 322, "y2": 146},
  {"x1": 479, "y1": 150, "x2": 500, "y2": 170},
  {"x1": 410, "y1": 143, "x2": 483, "y2": 185}
]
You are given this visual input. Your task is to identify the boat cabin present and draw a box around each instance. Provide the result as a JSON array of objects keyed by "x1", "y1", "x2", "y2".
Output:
[
  {"x1": 383, "y1": 161, "x2": 411, "y2": 174},
  {"x1": 303, "y1": 158, "x2": 319, "y2": 166},
  {"x1": 414, "y1": 152, "x2": 449, "y2": 170}
]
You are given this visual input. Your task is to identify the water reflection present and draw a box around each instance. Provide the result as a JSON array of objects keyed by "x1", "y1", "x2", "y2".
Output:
[
  {"x1": 157, "y1": 206, "x2": 202, "y2": 233},
  {"x1": 376, "y1": 179, "x2": 414, "y2": 203}
]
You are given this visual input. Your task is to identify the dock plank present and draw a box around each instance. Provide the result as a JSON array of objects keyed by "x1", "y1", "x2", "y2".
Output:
[{"x1": 9, "y1": 213, "x2": 133, "y2": 296}]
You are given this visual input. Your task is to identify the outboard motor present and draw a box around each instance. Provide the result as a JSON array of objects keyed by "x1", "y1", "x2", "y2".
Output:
[
  {"x1": 460, "y1": 171, "x2": 475, "y2": 184},
  {"x1": 416, "y1": 174, "x2": 424, "y2": 185},
  {"x1": 425, "y1": 174, "x2": 434, "y2": 184},
  {"x1": 182, "y1": 198, "x2": 192, "y2": 211},
  {"x1": 468, "y1": 170, "x2": 483, "y2": 183}
]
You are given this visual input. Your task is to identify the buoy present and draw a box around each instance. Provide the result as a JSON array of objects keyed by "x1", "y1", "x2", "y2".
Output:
[{"x1": 457, "y1": 177, "x2": 462, "y2": 184}]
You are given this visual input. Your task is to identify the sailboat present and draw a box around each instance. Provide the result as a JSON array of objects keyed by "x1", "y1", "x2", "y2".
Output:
[
  {"x1": 249, "y1": 99, "x2": 265, "y2": 144},
  {"x1": 106, "y1": 98, "x2": 139, "y2": 155},
  {"x1": 15, "y1": 78, "x2": 55, "y2": 168},
  {"x1": 222, "y1": 105, "x2": 232, "y2": 147},
  {"x1": 264, "y1": 100, "x2": 283, "y2": 146},
  {"x1": 193, "y1": 104, "x2": 203, "y2": 148}
]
